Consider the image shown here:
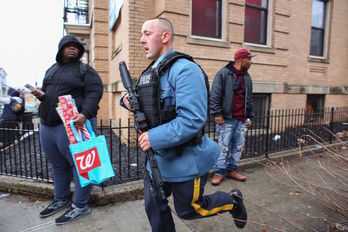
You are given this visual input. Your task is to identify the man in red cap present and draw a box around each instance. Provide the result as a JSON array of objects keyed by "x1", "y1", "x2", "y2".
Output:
[{"x1": 210, "y1": 48, "x2": 255, "y2": 185}]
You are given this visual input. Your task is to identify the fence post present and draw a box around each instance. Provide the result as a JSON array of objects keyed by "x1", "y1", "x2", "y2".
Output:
[
  {"x1": 265, "y1": 109, "x2": 271, "y2": 158},
  {"x1": 329, "y1": 107, "x2": 334, "y2": 144}
]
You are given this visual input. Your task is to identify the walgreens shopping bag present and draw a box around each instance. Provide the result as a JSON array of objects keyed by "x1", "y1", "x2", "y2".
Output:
[
  {"x1": 56, "y1": 95, "x2": 90, "y2": 144},
  {"x1": 69, "y1": 119, "x2": 115, "y2": 187}
]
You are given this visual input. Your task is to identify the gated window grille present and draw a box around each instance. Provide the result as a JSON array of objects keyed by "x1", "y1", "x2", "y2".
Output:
[{"x1": 63, "y1": 0, "x2": 88, "y2": 24}]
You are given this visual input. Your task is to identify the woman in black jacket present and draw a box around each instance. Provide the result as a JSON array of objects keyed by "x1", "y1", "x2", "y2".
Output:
[{"x1": 31, "y1": 34, "x2": 103, "y2": 225}]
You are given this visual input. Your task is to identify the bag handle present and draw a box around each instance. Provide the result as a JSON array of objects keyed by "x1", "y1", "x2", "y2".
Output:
[{"x1": 70, "y1": 119, "x2": 96, "y2": 143}]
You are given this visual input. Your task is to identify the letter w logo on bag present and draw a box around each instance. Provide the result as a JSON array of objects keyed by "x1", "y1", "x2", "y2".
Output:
[{"x1": 74, "y1": 147, "x2": 101, "y2": 180}]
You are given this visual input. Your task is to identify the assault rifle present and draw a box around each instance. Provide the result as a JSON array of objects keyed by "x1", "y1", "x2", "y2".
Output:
[{"x1": 119, "y1": 61, "x2": 166, "y2": 200}]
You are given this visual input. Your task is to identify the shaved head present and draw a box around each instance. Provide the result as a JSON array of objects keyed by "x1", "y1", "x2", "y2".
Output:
[
  {"x1": 140, "y1": 17, "x2": 174, "y2": 60},
  {"x1": 147, "y1": 17, "x2": 174, "y2": 43}
]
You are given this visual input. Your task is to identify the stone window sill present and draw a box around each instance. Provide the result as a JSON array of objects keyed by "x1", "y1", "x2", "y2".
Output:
[
  {"x1": 187, "y1": 36, "x2": 230, "y2": 48},
  {"x1": 243, "y1": 43, "x2": 276, "y2": 54},
  {"x1": 308, "y1": 56, "x2": 330, "y2": 64}
]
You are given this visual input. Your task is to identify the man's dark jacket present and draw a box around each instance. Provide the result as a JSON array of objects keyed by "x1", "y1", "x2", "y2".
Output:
[
  {"x1": 210, "y1": 61, "x2": 254, "y2": 119},
  {"x1": 39, "y1": 35, "x2": 103, "y2": 126},
  {"x1": 1, "y1": 95, "x2": 23, "y2": 121}
]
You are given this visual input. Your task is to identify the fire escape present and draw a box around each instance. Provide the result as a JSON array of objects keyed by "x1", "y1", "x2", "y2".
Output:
[{"x1": 63, "y1": 0, "x2": 90, "y2": 62}]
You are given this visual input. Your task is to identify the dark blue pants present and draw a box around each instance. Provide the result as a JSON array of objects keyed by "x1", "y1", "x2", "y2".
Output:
[
  {"x1": 0, "y1": 120, "x2": 19, "y2": 147},
  {"x1": 39, "y1": 118, "x2": 97, "y2": 207},
  {"x1": 144, "y1": 173, "x2": 234, "y2": 232}
]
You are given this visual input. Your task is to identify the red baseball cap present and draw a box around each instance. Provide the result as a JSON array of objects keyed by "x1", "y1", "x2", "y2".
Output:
[{"x1": 234, "y1": 48, "x2": 256, "y2": 61}]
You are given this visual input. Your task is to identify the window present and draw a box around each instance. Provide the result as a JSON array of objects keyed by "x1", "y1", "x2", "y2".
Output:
[
  {"x1": 310, "y1": 0, "x2": 327, "y2": 57},
  {"x1": 305, "y1": 94, "x2": 325, "y2": 122},
  {"x1": 253, "y1": 93, "x2": 270, "y2": 127},
  {"x1": 244, "y1": 0, "x2": 269, "y2": 45},
  {"x1": 192, "y1": 0, "x2": 222, "y2": 38}
]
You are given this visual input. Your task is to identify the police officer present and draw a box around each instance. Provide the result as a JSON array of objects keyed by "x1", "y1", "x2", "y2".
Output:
[{"x1": 122, "y1": 18, "x2": 247, "y2": 231}]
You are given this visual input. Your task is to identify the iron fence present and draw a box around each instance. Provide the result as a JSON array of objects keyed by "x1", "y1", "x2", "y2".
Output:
[{"x1": 0, "y1": 107, "x2": 347, "y2": 185}]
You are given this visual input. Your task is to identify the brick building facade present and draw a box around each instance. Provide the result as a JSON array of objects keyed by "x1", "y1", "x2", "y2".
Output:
[{"x1": 64, "y1": 0, "x2": 348, "y2": 124}]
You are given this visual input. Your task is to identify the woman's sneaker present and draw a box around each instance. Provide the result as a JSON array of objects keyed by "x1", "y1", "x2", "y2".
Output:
[
  {"x1": 230, "y1": 189, "x2": 247, "y2": 228},
  {"x1": 55, "y1": 204, "x2": 91, "y2": 225},
  {"x1": 39, "y1": 200, "x2": 70, "y2": 218}
]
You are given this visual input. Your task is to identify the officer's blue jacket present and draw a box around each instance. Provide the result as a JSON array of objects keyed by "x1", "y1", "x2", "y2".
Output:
[{"x1": 147, "y1": 49, "x2": 220, "y2": 182}]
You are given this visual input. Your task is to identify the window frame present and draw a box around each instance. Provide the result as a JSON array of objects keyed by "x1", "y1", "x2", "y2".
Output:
[
  {"x1": 305, "y1": 94, "x2": 325, "y2": 123},
  {"x1": 309, "y1": 0, "x2": 331, "y2": 59},
  {"x1": 190, "y1": 0, "x2": 227, "y2": 42},
  {"x1": 252, "y1": 93, "x2": 271, "y2": 127},
  {"x1": 244, "y1": 0, "x2": 271, "y2": 47}
]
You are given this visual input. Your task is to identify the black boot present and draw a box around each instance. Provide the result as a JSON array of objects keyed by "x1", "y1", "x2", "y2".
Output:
[{"x1": 230, "y1": 189, "x2": 247, "y2": 228}]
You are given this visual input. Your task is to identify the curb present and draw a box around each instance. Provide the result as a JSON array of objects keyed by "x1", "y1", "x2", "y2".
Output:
[
  {"x1": 89, "y1": 180, "x2": 144, "y2": 205},
  {"x1": 0, "y1": 176, "x2": 144, "y2": 206},
  {"x1": 0, "y1": 141, "x2": 346, "y2": 205}
]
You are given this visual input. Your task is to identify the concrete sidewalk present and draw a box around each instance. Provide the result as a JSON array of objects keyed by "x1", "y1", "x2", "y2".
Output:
[{"x1": 0, "y1": 144, "x2": 347, "y2": 231}]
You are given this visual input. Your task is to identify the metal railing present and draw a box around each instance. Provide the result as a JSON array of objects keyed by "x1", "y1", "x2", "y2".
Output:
[{"x1": 0, "y1": 107, "x2": 347, "y2": 185}]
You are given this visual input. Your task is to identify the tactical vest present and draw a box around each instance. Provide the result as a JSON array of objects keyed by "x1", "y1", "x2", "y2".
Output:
[{"x1": 136, "y1": 52, "x2": 210, "y2": 143}]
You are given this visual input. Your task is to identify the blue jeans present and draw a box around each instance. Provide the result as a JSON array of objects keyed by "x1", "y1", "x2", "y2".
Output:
[
  {"x1": 39, "y1": 118, "x2": 97, "y2": 207},
  {"x1": 213, "y1": 118, "x2": 245, "y2": 175}
]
